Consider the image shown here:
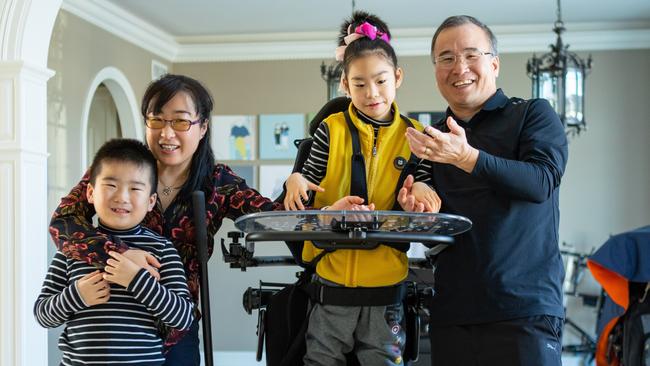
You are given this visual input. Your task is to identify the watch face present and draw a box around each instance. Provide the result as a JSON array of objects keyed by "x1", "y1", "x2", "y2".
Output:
[{"x1": 394, "y1": 156, "x2": 407, "y2": 170}]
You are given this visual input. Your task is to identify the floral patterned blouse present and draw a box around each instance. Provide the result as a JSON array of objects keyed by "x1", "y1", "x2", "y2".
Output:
[{"x1": 49, "y1": 164, "x2": 283, "y2": 346}]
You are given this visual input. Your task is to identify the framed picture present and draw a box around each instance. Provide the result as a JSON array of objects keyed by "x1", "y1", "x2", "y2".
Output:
[
  {"x1": 258, "y1": 114, "x2": 305, "y2": 160},
  {"x1": 259, "y1": 164, "x2": 293, "y2": 200},
  {"x1": 229, "y1": 165, "x2": 256, "y2": 189},
  {"x1": 407, "y1": 111, "x2": 446, "y2": 127},
  {"x1": 211, "y1": 115, "x2": 256, "y2": 161}
]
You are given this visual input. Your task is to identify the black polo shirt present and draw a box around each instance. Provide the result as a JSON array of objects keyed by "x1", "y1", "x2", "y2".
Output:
[{"x1": 428, "y1": 89, "x2": 569, "y2": 325}]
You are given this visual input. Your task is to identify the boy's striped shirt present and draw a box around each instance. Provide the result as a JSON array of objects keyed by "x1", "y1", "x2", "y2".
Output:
[{"x1": 34, "y1": 224, "x2": 194, "y2": 365}]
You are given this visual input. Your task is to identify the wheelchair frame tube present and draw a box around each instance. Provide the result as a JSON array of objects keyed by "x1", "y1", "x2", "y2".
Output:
[{"x1": 193, "y1": 191, "x2": 213, "y2": 366}]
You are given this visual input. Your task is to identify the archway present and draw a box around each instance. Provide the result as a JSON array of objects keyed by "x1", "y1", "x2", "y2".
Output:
[{"x1": 79, "y1": 66, "x2": 142, "y2": 169}]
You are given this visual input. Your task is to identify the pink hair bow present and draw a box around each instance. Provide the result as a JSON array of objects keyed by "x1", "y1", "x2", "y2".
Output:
[
  {"x1": 354, "y1": 22, "x2": 390, "y2": 43},
  {"x1": 335, "y1": 21, "x2": 391, "y2": 61}
]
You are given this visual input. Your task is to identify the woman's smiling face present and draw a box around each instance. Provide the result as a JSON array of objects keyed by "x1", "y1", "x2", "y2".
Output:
[{"x1": 145, "y1": 91, "x2": 207, "y2": 172}]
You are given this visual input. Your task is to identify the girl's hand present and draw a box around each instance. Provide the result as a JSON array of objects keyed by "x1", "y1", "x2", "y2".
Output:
[
  {"x1": 284, "y1": 172, "x2": 324, "y2": 211},
  {"x1": 77, "y1": 270, "x2": 110, "y2": 306},
  {"x1": 122, "y1": 249, "x2": 161, "y2": 281},
  {"x1": 103, "y1": 251, "x2": 144, "y2": 288},
  {"x1": 328, "y1": 196, "x2": 375, "y2": 211},
  {"x1": 327, "y1": 196, "x2": 375, "y2": 223},
  {"x1": 411, "y1": 182, "x2": 441, "y2": 213},
  {"x1": 397, "y1": 175, "x2": 425, "y2": 212}
]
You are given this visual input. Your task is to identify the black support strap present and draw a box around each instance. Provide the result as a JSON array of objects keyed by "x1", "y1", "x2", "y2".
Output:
[
  {"x1": 344, "y1": 111, "x2": 368, "y2": 203},
  {"x1": 308, "y1": 282, "x2": 406, "y2": 306}
]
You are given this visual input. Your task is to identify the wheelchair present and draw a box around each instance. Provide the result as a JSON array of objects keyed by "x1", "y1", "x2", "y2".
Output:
[{"x1": 220, "y1": 97, "x2": 467, "y2": 366}]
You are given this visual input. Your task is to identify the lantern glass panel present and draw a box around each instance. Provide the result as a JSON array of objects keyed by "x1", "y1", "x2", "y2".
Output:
[
  {"x1": 565, "y1": 68, "x2": 583, "y2": 126},
  {"x1": 538, "y1": 71, "x2": 559, "y2": 111}
]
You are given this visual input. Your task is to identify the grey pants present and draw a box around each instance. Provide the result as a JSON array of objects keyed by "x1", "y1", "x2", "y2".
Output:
[{"x1": 303, "y1": 302, "x2": 405, "y2": 366}]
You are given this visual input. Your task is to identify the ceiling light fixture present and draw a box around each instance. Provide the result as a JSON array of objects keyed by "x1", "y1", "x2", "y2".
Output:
[{"x1": 527, "y1": 0, "x2": 593, "y2": 137}]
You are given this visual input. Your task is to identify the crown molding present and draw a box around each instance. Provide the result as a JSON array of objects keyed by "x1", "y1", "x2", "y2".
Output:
[
  {"x1": 60, "y1": 0, "x2": 650, "y2": 63},
  {"x1": 177, "y1": 24, "x2": 650, "y2": 62},
  {"x1": 61, "y1": 0, "x2": 178, "y2": 61}
]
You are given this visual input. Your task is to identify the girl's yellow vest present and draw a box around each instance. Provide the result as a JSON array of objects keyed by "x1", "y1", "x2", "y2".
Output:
[{"x1": 302, "y1": 102, "x2": 424, "y2": 287}]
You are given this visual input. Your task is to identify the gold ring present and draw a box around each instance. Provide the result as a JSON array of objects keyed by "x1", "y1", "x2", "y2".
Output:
[{"x1": 424, "y1": 147, "x2": 430, "y2": 155}]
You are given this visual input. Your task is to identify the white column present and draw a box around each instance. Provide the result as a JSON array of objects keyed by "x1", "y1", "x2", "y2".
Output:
[
  {"x1": 1, "y1": 0, "x2": 60, "y2": 364},
  {"x1": 0, "y1": 61, "x2": 54, "y2": 366}
]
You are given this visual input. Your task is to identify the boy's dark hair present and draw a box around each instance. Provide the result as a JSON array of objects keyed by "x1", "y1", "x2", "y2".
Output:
[
  {"x1": 141, "y1": 74, "x2": 215, "y2": 198},
  {"x1": 430, "y1": 15, "x2": 498, "y2": 62},
  {"x1": 89, "y1": 138, "x2": 158, "y2": 194},
  {"x1": 338, "y1": 11, "x2": 398, "y2": 75}
]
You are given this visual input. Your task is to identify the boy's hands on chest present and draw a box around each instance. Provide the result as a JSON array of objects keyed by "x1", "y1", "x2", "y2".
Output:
[
  {"x1": 76, "y1": 270, "x2": 110, "y2": 306},
  {"x1": 104, "y1": 251, "x2": 150, "y2": 288}
]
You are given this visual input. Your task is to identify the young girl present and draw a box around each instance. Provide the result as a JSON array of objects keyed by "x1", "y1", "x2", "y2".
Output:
[{"x1": 284, "y1": 11, "x2": 441, "y2": 366}]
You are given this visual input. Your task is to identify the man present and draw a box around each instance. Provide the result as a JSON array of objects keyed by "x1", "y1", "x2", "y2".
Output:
[{"x1": 403, "y1": 15, "x2": 568, "y2": 365}]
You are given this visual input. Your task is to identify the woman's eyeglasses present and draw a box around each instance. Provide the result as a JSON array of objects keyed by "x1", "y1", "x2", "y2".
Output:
[{"x1": 144, "y1": 117, "x2": 202, "y2": 132}]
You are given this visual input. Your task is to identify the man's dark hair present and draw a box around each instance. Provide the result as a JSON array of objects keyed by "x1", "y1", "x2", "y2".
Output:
[
  {"x1": 89, "y1": 138, "x2": 158, "y2": 194},
  {"x1": 430, "y1": 15, "x2": 498, "y2": 62},
  {"x1": 141, "y1": 74, "x2": 215, "y2": 198}
]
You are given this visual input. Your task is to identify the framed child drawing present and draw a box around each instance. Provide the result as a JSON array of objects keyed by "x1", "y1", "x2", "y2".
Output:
[
  {"x1": 211, "y1": 115, "x2": 256, "y2": 161},
  {"x1": 258, "y1": 114, "x2": 305, "y2": 160}
]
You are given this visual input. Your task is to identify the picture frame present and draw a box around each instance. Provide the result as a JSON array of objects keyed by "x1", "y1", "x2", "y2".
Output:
[
  {"x1": 258, "y1": 114, "x2": 305, "y2": 160},
  {"x1": 211, "y1": 115, "x2": 256, "y2": 161}
]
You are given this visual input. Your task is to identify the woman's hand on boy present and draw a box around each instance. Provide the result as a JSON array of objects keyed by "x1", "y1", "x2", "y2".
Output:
[
  {"x1": 77, "y1": 270, "x2": 110, "y2": 306},
  {"x1": 123, "y1": 249, "x2": 161, "y2": 281},
  {"x1": 284, "y1": 172, "x2": 324, "y2": 211},
  {"x1": 103, "y1": 251, "x2": 143, "y2": 288}
]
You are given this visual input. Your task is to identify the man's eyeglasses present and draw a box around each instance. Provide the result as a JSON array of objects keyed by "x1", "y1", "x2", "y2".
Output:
[
  {"x1": 144, "y1": 117, "x2": 202, "y2": 132},
  {"x1": 433, "y1": 50, "x2": 495, "y2": 69}
]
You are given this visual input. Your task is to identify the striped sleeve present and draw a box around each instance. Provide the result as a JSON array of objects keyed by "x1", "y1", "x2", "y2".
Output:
[
  {"x1": 127, "y1": 241, "x2": 194, "y2": 331},
  {"x1": 302, "y1": 121, "x2": 330, "y2": 186},
  {"x1": 33, "y1": 252, "x2": 88, "y2": 328},
  {"x1": 414, "y1": 158, "x2": 434, "y2": 186}
]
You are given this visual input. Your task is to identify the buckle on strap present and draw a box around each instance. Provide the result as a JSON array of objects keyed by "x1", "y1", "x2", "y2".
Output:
[{"x1": 308, "y1": 282, "x2": 406, "y2": 306}]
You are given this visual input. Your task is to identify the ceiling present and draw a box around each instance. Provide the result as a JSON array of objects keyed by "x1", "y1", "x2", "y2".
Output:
[
  {"x1": 104, "y1": 0, "x2": 650, "y2": 37},
  {"x1": 63, "y1": 0, "x2": 650, "y2": 62}
]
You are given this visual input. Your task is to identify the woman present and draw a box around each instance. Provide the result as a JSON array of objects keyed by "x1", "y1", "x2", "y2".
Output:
[{"x1": 49, "y1": 74, "x2": 285, "y2": 365}]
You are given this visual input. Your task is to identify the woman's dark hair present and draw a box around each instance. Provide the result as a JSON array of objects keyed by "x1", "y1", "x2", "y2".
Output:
[
  {"x1": 141, "y1": 74, "x2": 215, "y2": 198},
  {"x1": 89, "y1": 138, "x2": 158, "y2": 194},
  {"x1": 430, "y1": 15, "x2": 498, "y2": 62},
  {"x1": 338, "y1": 11, "x2": 398, "y2": 75}
]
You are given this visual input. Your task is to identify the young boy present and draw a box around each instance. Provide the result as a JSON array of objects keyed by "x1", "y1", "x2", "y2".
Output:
[{"x1": 34, "y1": 138, "x2": 194, "y2": 365}]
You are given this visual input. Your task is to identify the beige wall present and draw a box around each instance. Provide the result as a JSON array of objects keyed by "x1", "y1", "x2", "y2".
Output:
[
  {"x1": 47, "y1": 9, "x2": 650, "y2": 356},
  {"x1": 47, "y1": 9, "x2": 171, "y2": 198}
]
